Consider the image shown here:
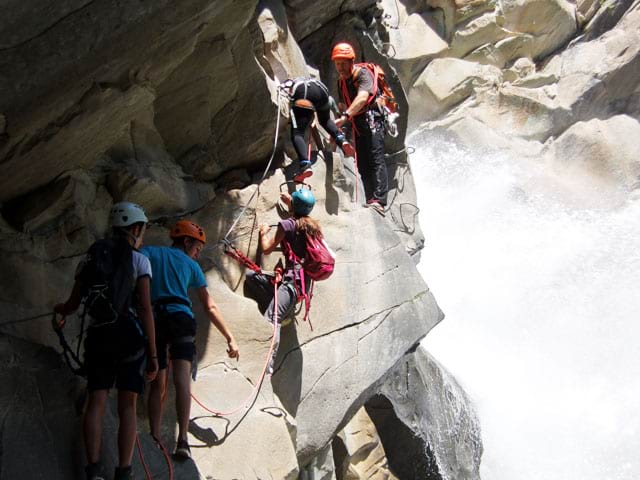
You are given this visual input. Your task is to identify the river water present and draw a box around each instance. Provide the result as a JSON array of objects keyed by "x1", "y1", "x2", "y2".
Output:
[{"x1": 410, "y1": 132, "x2": 640, "y2": 480}]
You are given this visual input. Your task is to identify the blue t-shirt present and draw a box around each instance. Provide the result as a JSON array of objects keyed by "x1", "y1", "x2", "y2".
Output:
[{"x1": 141, "y1": 246, "x2": 207, "y2": 317}]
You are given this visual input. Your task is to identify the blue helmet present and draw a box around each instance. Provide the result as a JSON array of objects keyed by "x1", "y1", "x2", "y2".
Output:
[{"x1": 291, "y1": 189, "x2": 315, "y2": 216}]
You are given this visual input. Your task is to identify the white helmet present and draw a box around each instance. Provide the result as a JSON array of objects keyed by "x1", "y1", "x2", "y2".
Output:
[{"x1": 110, "y1": 201, "x2": 148, "y2": 227}]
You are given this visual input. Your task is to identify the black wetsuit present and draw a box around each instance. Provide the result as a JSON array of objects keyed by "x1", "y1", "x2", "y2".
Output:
[{"x1": 290, "y1": 78, "x2": 342, "y2": 166}]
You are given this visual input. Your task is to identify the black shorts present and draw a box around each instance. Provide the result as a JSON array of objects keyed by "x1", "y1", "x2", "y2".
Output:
[
  {"x1": 155, "y1": 311, "x2": 197, "y2": 370},
  {"x1": 84, "y1": 331, "x2": 146, "y2": 394}
]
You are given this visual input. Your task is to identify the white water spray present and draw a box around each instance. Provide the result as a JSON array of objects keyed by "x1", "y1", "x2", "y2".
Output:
[{"x1": 411, "y1": 132, "x2": 640, "y2": 480}]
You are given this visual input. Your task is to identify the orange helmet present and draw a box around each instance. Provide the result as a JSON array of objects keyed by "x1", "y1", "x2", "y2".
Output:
[
  {"x1": 170, "y1": 220, "x2": 206, "y2": 244},
  {"x1": 331, "y1": 42, "x2": 356, "y2": 60}
]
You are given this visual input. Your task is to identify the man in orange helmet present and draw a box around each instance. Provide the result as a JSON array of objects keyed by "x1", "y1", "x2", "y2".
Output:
[
  {"x1": 142, "y1": 220, "x2": 239, "y2": 460},
  {"x1": 332, "y1": 42, "x2": 388, "y2": 215}
]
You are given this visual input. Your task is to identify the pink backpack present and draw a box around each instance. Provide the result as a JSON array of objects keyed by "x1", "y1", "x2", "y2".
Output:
[
  {"x1": 282, "y1": 232, "x2": 335, "y2": 329},
  {"x1": 301, "y1": 233, "x2": 335, "y2": 281}
]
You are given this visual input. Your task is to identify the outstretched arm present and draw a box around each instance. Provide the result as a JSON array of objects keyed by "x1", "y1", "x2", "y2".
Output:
[
  {"x1": 197, "y1": 286, "x2": 239, "y2": 360},
  {"x1": 53, "y1": 281, "x2": 84, "y2": 328}
]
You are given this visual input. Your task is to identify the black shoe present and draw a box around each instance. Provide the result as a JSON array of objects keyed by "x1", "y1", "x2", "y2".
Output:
[
  {"x1": 85, "y1": 463, "x2": 106, "y2": 480},
  {"x1": 114, "y1": 466, "x2": 133, "y2": 480},
  {"x1": 174, "y1": 439, "x2": 192, "y2": 460}
]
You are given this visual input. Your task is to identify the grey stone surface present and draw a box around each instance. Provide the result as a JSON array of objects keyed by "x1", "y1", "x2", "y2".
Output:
[
  {"x1": 9, "y1": 0, "x2": 638, "y2": 478},
  {"x1": 378, "y1": 347, "x2": 483, "y2": 480}
]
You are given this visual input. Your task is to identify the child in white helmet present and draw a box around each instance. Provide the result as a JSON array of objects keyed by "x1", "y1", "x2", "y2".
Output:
[{"x1": 55, "y1": 201, "x2": 158, "y2": 480}]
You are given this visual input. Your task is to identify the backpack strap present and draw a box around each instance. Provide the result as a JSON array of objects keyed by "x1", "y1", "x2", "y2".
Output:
[
  {"x1": 339, "y1": 63, "x2": 379, "y2": 114},
  {"x1": 280, "y1": 237, "x2": 315, "y2": 330}
]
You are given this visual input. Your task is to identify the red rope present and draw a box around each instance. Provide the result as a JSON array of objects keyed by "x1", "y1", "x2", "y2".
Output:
[
  {"x1": 136, "y1": 435, "x2": 154, "y2": 480},
  {"x1": 136, "y1": 432, "x2": 175, "y2": 480},
  {"x1": 224, "y1": 243, "x2": 261, "y2": 273},
  {"x1": 190, "y1": 280, "x2": 280, "y2": 417}
]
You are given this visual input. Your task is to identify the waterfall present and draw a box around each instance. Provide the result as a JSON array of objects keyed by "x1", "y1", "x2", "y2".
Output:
[{"x1": 410, "y1": 132, "x2": 640, "y2": 480}]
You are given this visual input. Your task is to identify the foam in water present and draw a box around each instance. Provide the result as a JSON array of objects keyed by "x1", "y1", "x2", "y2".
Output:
[{"x1": 410, "y1": 132, "x2": 640, "y2": 480}]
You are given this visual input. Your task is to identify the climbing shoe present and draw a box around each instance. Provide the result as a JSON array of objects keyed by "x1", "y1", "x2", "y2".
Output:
[
  {"x1": 85, "y1": 462, "x2": 106, "y2": 480},
  {"x1": 340, "y1": 140, "x2": 355, "y2": 157},
  {"x1": 114, "y1": 466, "x2": 133, "y2": 480},
  {"x1": 365, "y1": 199, "x2": 386, "y2": 217},
  {"x1": 293, "y1": 167, "x2": 313, "y2": 183},
  {"x1": 174, "y1": 439, "x2": 192, "y2": 460}
]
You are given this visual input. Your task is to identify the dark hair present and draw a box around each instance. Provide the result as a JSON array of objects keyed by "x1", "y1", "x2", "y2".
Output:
[{"x1": 112, "y1": 221, "x2": 145, "y2": 236}]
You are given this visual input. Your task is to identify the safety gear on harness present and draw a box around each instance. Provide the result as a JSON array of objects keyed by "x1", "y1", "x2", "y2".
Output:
[
  {"x1": 170, "y1": 220, "x2": 206, "y2": 244},
  {"x1": 110, "y1": 202, "x2": 148, "y2": 227},
  {"x1": 331, "y1": 42, "x2": 356, "y2": 60},
  {"x1": 79, "y1": 237, "x2": 136, "y2": 328},
  {"x1": 292, "y1": 189, "x2": 315, "y2": 216},
  {"x1": 338, "y1": 62, "x2": 399, "y2": 137}
]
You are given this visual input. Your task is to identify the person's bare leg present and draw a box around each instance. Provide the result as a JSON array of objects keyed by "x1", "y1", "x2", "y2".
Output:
[
  {"x1": 147, "y1": 368, "x2": 167, "y2": 439},
  {"x1": 117, "y1": 390, "x2": 138, "y2": 467},
  {"x1": 172, "y1": 359, "x2": 192, "y2": 441},
  {"x1": 84, "y1": 390, "x2": 108, "y2": 464}
]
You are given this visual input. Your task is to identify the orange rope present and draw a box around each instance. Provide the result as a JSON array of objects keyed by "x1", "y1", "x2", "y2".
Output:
[
  {"x1": 190, "y1": 280, "x2": 280, "y2": 417},
  {"x1": 136, "y1": 281, "x2": 280, "y2": 479}
]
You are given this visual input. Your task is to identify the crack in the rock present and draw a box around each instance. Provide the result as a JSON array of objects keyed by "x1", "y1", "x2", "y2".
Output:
[
  {"x1": 0, "y1": 311, "x2": 52, "y2": 330},
  {"x1": 298, "y1": 364, "x2": 333, "y2": 405},
  {"x1": 357, "y1": 309, "x2": 394, "y2": 343},
  {"x1": 0, "y1": 1, "x2": 97, "y2": 52},
  {"x1": 207, "y1": 361, "x2": 257, "y2": 386},
  {"x1": 298, "y1": 340, "x2": 378, "y2": 404},
  {"x1": 363, "y1": 263, "x2": 401, "y2": 286},
  {"x1": 278, "y1": 290, "x2": 430, "y2": 368}
]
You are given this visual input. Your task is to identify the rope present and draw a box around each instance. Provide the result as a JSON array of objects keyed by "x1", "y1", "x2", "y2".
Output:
[
  {"x1": 135, "y1": 413, "x2": 174, "y2": 480},
  {"x1": 135, "y1": 433, "x2": 175, "y2": 480},
  {"x1": 136, "y1": 435, "x2": 154, "y2": 480},
  {"x1": 223, "y1": 88, "x2": 284, "y2": 242},
  {"x1": 353, "y1": 137, "x2": 360, "y2": 204},
  {"x1": 190, "y1": 279, "x2": 280, "y2": 417},
  {"x1": 155, "y1": 439, "x2": 174, "y2": 480},
  {"x1": 222, "y1": 241, "x2": 262, "y2": 273}
]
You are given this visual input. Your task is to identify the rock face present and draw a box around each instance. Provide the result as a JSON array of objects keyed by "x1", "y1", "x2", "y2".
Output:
[
  {"x1": 376, "y1": 347, "x2": 482, "y2": 480},
  {"x1": 412, "y1": 0, "x2": 640, "y2": 188},
  {"x1": 3, "y1": 0, "x2": 637, "y2": 477},
  {"x1": 333, "y1": 407, "x2": 398, "y2": 479},
  {"x1": 0, "y1": 1, "x2": 451, "y2": 479}
]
